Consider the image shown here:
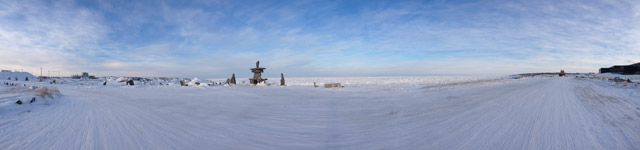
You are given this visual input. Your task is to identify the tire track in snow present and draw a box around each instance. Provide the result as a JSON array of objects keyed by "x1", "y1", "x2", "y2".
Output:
[
  {"x1": 0, "y1": 87, "x2": 218, "y2": 149},
  {"x1": 574, "y1": 78, "x2": 640, "y2": 149},
  {"x1": 0, "y1": 78, "x2": 639, "y2": 149}
]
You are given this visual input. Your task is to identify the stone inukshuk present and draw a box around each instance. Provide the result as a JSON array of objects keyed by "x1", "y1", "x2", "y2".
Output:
[
  {"x1": 230, "y1": 73, "x2": 236, "y2": 84},
  {"x1": 280, "y1": 73, "x2": 285, "y2": 86},
  {"x1": 249, "y1": 61, "x2": 267, "y2": 85}
]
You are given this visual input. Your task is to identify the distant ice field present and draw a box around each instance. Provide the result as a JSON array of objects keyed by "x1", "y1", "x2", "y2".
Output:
[{"x1": 210, "y1": 75, "x2": 509, "y2": 90}]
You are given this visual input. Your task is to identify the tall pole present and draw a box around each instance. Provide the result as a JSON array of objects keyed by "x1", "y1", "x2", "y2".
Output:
[{"x1": 40, "y1": 67, "x2": 42, "y2": 77}]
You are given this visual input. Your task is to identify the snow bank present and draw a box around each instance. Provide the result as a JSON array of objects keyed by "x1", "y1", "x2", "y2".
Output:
[
  {"x1": 187, "y1": 78, "x2": 208, "y2": 86},
  {"x1": 0, "y1": 85, "x2": 61, "y2": 118},
  {"x1": 596, "y1": 73, "x2": 640, "y2": 82},
  {"x1": 0, "y1": 71, "x2": 36, "y2": 81}
]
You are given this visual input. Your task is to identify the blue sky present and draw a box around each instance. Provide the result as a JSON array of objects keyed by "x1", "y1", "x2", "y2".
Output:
[{"x1": 0, "y1": 0, "x2": 639, "y2": 78}]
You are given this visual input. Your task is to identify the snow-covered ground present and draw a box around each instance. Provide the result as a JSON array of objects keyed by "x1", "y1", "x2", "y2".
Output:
[
  {"x1": 1, "y1": 75, "x2": 639, "y2": 149},
  {"x1": 595, "y1": 73, "x2": 640, "y2": 82},
  {"x1": 277, "y1": 75, "x2": 511, "y2": 91}
]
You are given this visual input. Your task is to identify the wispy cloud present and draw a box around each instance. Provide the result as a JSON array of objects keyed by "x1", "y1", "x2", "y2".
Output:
[
  {"x1": 0, "y1": 0, "x2": 108, "y2": 74},
  {"x1": 0, "y1": 0, "x2": 638, "y2": 77}
]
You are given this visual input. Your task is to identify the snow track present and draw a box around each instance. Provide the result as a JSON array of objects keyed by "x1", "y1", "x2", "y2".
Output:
[{"x1": 0, "y1": 77, "x2": 639, "y2": 149}]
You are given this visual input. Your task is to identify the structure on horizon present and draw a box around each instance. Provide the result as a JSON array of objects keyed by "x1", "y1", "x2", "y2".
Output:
[
  {"x1": 249, "y1": 61, "x2": 267, "y2": 85},
  {"x1": 72, "y1": 72, "x2": 97, "y2": 79},
  {"x1": 599, "y1": 62, "x2": 640, "y2": 75}
]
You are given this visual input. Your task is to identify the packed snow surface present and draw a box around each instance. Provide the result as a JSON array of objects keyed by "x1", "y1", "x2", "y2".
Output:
[{"x1": 1, "y1": 76, "x2": 639, "y2": 149}]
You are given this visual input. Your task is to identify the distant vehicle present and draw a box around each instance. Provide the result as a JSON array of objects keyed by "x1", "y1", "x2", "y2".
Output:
[{"x1": 559, "y1": 70, "x2": 566, "y2": 77}]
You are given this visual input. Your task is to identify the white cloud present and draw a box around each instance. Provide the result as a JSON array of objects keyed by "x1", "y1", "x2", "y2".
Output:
[
  {"x1": 1, "y1": 0, "x2": 639, "y2": 77},
  {"x1": 0, "y1": 0, "x2": 108, "y2": 75}
]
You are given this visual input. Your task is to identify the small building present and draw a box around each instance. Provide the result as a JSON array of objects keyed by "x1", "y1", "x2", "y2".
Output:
[
  {"x1": 600, "y1": 63, "x2": 640, "y2": 74},
  {"x1": 72, "y1": 72, "x2": 97, "y2": 79}
]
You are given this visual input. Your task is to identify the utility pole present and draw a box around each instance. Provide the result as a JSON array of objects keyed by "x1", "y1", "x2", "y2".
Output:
[{"x1": 40, "y1": 67, "x2": 42, "y2": 77}]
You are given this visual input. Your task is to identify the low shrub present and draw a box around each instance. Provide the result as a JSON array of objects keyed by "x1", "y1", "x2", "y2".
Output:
[{"x1": 35, "y1": 86, "x2": 61, "y2": 99}]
